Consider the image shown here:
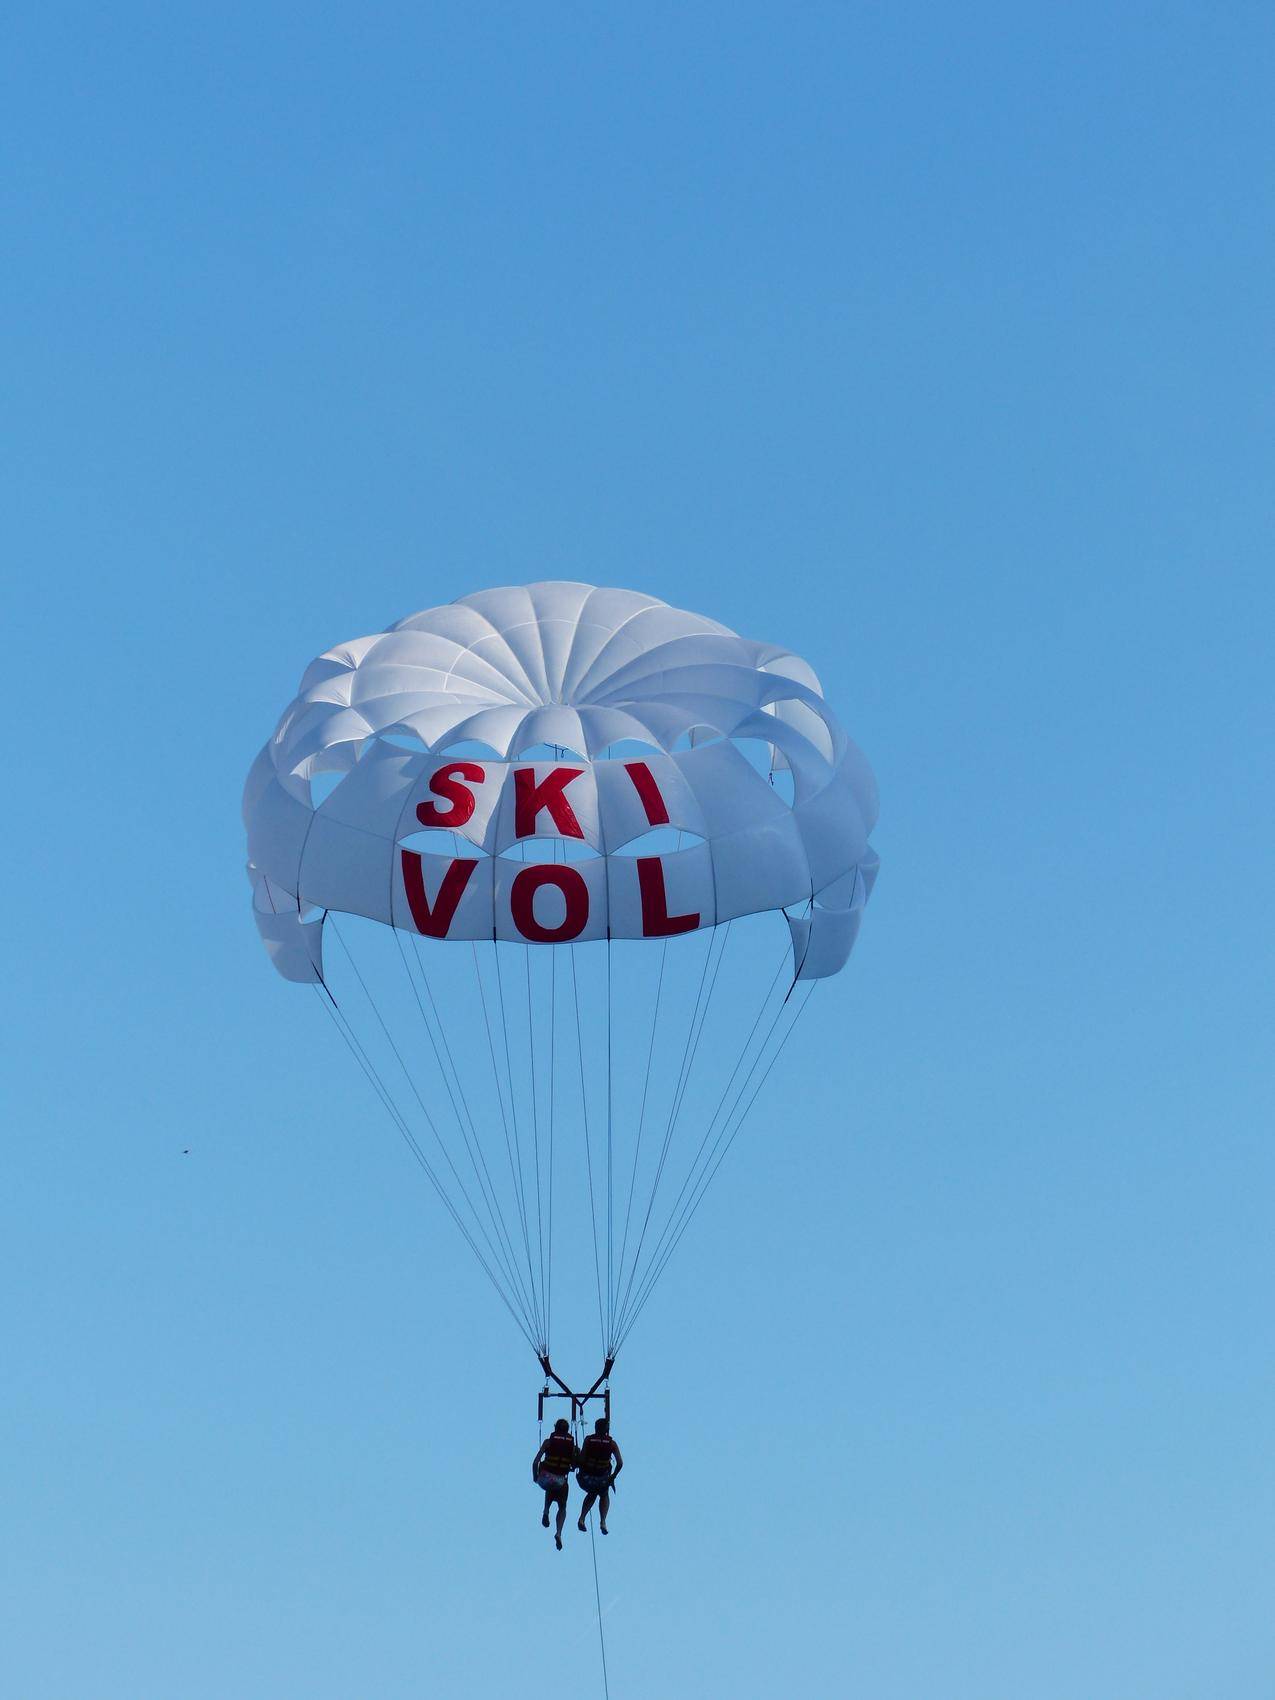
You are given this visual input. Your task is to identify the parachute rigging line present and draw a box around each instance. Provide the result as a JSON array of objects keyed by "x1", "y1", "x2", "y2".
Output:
[
  {"x1": 608, "y1": 827, "x2": 681, "y2": 1332},
  {"x1": 328, "y1": 922, "x2": 532, "y2": 1307},
  {"x1": 588, "y1": 1478, "x2": 612, "y2": 1700},
  {"x1": 611, "y1": 932, "x2": 670, "y2": 1344},
  {"x1": 523, "y1": 943, "x2": 547, "y2": 1350},
  {"x1": 608, "y1": 921, "x2": 730, "y2": 1347},
  {"x1": 610, "y1": 936, "x2": 788, "y2": 1347},
  {"x1": 405, "y1": 931, "x2": 518, "y2": 1259},
  {"x1": 636, "y1": 980, "x2": 819, "y2": 1329},
  {"x1": 616, "y1": 977, "x2": 818, "y2": 1350},
  {"x1": 612, "y1": 946, "x2": 804, "y2": 1347},
  {"x1": 397, "y1": 931, "x2": 540, "y2": 1326},
  {"x1": 514, "y1": 834, "x2": 554, "y2": 1356},
  {"x1": 570, "y1": 1407, "x2": 612, "y2": 1700},
  {"x1": 605, "y1": 936, "x2": 615, "y2": 1354},
  {"x1": 318, "y1": 903, "x2": 816, "y2": 1365},
  {"x1": 393, "y1": 926, "x2": 538, "y2": 1332},
  {"x1": 310, "y1": 982, "x2": 538, "y2": 1352},
  {"x1": 471, "y1": 940, "x2": 544, "y2": 1345},
  {"x1": 569, "y1": 943, "x2": 608, "y2": 1362},
  {"x1": 545, "y1": 827, "x2": 563, "y2": 1352},
  {"x1": 616, "y1": 967, "x2": 806, "y2": 1347},
  {"x1": 547, "y1": 937, "x2": 557, "y2": 1352},
  {"x1": 493, "y1": 932, "x2": 549, "y2": 1354}
]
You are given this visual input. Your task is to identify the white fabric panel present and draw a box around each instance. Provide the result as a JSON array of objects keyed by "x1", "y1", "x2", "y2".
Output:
[
  {"x1": 280, "y1": 705, "x2": 374, "y2": 779},
  {"x1": 242, "y1": 745, "x2": 279, "y2": 825},
  {"x1": 348, "y1": 665, "x2": 462, "y2": 703},
  {"x1": 812, "y1": 866, "x2": 860, "y2": 910},
  {"x1": 576, "y1": 705, "x2": 668, "y2": 756},
  {"x1": 587, "y1": 640, "x2": 751, "y2": 706},
  {"x1": 250, "y1": 870, "x2": 293, "y2": 915},
  {"x1": 788, "y1": 906, "x2": 862, "y2": 981},
  {"x1": 318, "y1": 742, "x2": 426, "y2": 836},
  {"x1": 559, "y1": 612, "x2": 658, "y2": 701},
  {"x1": 793, "y1": 771, "x2": 870, "y2": 892},
  {"x1": 437, "y1": 704, "x2": 535, "y2": 754},
  {"x1": 388, "y1": 706, "x2": 483, "y2": 749},
  {"x1": 760, "y1": 656, "x2": 834, "y2": 767},
  {"x1": 710, "y1": 814, "x2": 811, "y2": 921},
  {"x1": 296, "y1": 743, "x2": 429, "y2": 921},
  {"x1": 302, "y1": 633, "x2": 381, "y2": 683},
  {"x1": 246, "y1": 773, "x2": 315, "y2": 883},
  {"x1": 730, "y1": 708, "x2": 832, "y2": 800},
  {"x1": 534, "y1": 613, "x2": 593, "y2": 694},
  {"x1": 859, "y1": 846, "x2": 881, "y2": 902},
  {"x1": 509, "y1": 705, "x2": 589, "y2": 756},
  {"x1": 300, "y1": 815, "x2": 396, "y2": 923},
  {"x1": 391, "y1": 602, "x2": 498, "y2": 639},
  {"x1": 253, "y1": 906, "x2": 325, "y2": 982},
  {"x1": 839, "y1": 737, "x2": 880, "y2": 835},
  {"x1": 297, "y1": 653, "x2": 357, "y2": 698},
  {"x1": 249, "y1": 872, "x2": 324, "y2": 983},
  {"x1": 629, "y1": 693, "x2": 746, "y2": 740},
  {"x1": 674, "y1": 741, "x2": 789, "y2": 837}
]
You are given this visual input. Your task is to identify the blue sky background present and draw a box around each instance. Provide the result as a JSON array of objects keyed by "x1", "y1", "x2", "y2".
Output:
[{"x1": 3, "y1": 4, "x2": 1273, "y2": 1696}]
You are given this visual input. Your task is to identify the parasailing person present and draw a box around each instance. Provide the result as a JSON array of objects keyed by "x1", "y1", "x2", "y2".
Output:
[
  {"x1": 576, "y1": 1417, "x2": 623, "y2": 1535},
  {"x1": 533, "y1": 1418, "x2": 579, "y2": 1550}
]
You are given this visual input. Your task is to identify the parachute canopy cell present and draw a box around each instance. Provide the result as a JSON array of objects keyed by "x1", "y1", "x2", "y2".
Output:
[{"x1": 243, "y1": 582, "x2": 879, "y2": 984}]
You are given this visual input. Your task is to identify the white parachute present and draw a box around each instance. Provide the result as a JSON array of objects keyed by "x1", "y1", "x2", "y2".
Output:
[{"x1": 244, "y1": 583, "x2": 878, "y2": 1368}]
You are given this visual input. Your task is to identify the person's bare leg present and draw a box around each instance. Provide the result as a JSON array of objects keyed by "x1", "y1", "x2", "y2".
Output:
[
  {"x1": 599, "y1": 1487, "x2": 610, "y2": 1533},
  {"x1": 541, "y1": 1489, "x2": 552, "y2": 1528},
  {"x1": 578, "y1": 1490, "x2": 597, "y2": 1531},
  {"x1": 554, "y1": 1491, "x2": 567, "y2": 1549}
]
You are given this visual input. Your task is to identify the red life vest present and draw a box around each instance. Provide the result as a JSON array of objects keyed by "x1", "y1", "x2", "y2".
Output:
[
  {"x1": 541, "y1": 1432, "x2": 576, "y2": 1474},
  {"x1": 579, "y1": 1434, "x2": 614, "y2": 1476}
]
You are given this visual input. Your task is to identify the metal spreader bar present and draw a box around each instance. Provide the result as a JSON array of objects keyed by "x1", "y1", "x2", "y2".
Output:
[{"x1": 537, "y1": 1355, "x2": 614, "y2": 1426}]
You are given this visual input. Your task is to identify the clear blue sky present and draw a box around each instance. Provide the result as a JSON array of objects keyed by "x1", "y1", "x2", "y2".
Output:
[{"x1": 3, "y1": 5, "x2": 1273, "y2": 1696}]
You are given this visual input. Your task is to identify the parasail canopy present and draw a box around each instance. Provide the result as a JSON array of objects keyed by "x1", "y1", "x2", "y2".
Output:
[{"x1": 244, "y1": 581, "x2": 878, "y2": 984}]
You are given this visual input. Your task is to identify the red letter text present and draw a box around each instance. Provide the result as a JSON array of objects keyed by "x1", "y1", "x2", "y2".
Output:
[
  {"x1": 416, "y1": 761, "x2": 485, "y2": 829},
  {"x1": 513, "y1": 766, "x2": 585, "y2": 839},
  {"x1": 509, "y1": 864, "x2": 590, "y2": 943},
  {"x1": 401, "y1": 853, "x2": 476, "y2": 937},
  {"x1": 637, "y1": 856, "x2": 699, "y2": 937},
  {"x1": 623, "y1": 760, "x2": 670, "y2": 826}
]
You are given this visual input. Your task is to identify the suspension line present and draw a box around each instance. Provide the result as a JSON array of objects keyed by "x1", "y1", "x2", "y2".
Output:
[
  {"x1": 327, "y1": 922, "x2": 539, "y2": 1339},
  {"x1": 616, "y1": 980, "x2": 817, "y2": 1349},
  {"x1": 312, "y1": 983, "x2": 538, "y2": 1353},
  {"x1": 393, "y1": 926, "x2": 537, "y2": 1328}
]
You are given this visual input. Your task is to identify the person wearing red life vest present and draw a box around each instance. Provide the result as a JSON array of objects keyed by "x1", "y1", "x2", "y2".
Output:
[
  {"x1": 575, "y1": 1418, "x2": 623, "y2": 1535},
  {"x1": 532, "y1": 1418, "x2": 578, "y2": 1550}
]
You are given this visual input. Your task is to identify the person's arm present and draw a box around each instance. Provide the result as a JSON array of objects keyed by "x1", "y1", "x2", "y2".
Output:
[
  {"x1": 609, "y1": 1441, "x2": 624, "y2": 1481},
  {"x1": 532, "y1": 1443, "x2": 546, "y2": 1481}
]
